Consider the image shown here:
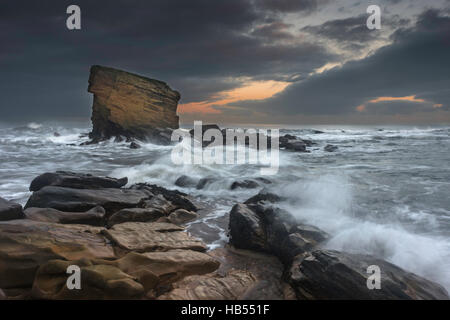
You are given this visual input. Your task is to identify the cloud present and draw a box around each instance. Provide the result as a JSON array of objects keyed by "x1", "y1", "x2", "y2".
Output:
[
  {"x1": 0, "y1": 0, "x2": 336, "y2": 120},
  {"x1": 238, "y1": 9, "x2": 450, "y2": 119}
]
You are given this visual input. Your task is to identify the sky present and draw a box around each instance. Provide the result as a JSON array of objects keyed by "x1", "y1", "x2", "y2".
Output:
[{"x1": 0, "y1": 0, "x2": 449, "y2": 125}]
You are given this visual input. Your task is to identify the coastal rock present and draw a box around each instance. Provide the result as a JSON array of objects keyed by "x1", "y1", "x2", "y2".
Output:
[
  {"x1": 287, "y1": 249, "x2": 449, "y2": 300},
  {"x1": 230, "y1": 180, "x2": 259, "y2": 190},
  {"x1": 209, "y1": 246, "x2": 296, "y2": 300},
  {"x1": 24, "y1": 206, "x2": 105, "y2": 226},
  {"x1": 142, "y1": 194, "x2": 177, "y2": 215},
  {"x1": 29, "y1": 171, "x2": 128, "y2": 191},
  {"x1": 168, "y1": 209, "x2": 199, "y2": 225},
  {"x1": 87, "y1": 65, "x2": 180, "y2": 143},
  {"x1": 107, "y1": 207, "x2": 165, "y2": 227},
  {"x1": 25, "y1": 186, "x2": 151, "y2": 214},
  {"x1": 32, "y1": 259, "x2": 144, "y2": 300},
  {"x1": 0, "y1": 220, "x2": 115, "y2": 289},
  {"x1": 324, "y1": 144, "x2": 338, "y2": 152},
  {"x1": 103, "y1": 222, "x2": 207, "y2": 253},
  {"x1": 158, "y1": 270, "x2": 257, "y2": 300},
  {"x1": 130, "y1": 183, "x2": 198, "y2": 212},
  {"x1": 230, "y1": 193, "x2": 329, "y2": 264},
  {"x1": 244, "y1": 189, "x2": 282, "y2": 204},
  {"x1": 196, "y1": 177, "x2": 217, "y2": 190},
  {"x1": 0, "y1": 197, "x2": 24, "y2": 221},
  {"x1": 129, "y1": 142, "x2": 141, "y2": 149},
  {"x1": 117, "y1": 250, "x2": 219, "y2": 295},
  {"x1": 175, "y1": 175, "x2": 198, "y2": 188},
  {"x1": 229, "y1": 204, "x2": 267, "y2": 252}
]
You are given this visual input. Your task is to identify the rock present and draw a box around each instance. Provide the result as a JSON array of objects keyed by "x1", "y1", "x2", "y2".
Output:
[
  {"x1": 244, "y1": 189, "x2": 282, "y2": 205},
  {"x1": 119, "y1": 250, "x2": 219, "y2": 294},
  {"x1": 29, "y1": 171, "x2": 128, "y2": 191},
  {"x1": 0, "y1": 220, "x2": 115, "y2": 289},
  {"x1": 103, "y1": 222, "x2": 207, "y2": 253},
  {"x1": 142, "y1": 194, "x2": 177, "y2": 214},
  {"x1": 24, "y1": 206, "x2": 105, "y2": 226},
  {"x1": 230, "y1": 194, "x2": 329, "y2": 264},
  {"x1": 0, "y1": 197, "x2": 24, "y2": 221},
  {"x1": 107, "y1": 207, "x2": 165, "y2": 227},
  {"x1": 130, "y1": 183, "x2": 198, "y2": 212},
  {"x1": 25, "y1": 186, "x2": 151, "y2": 214},
  {"x1": 287, "y1": 249, "x2": 449, "y2": 300},
  {"x1": 174, "y1": 175, "x2": 197, "y2": 188},
  {"x1": 0, "y1": 288, "x2": 5, "y2": 300},
  {"x1": 209, "y1": 246, "x2": 295, "y2": 300},
  {"x1": 158, "y1": 270, "x2": 257, "y2": 300},
  {"x1": 324, "y1": 144, "x2": 338, "y2": 152},
  {"x1": 53, "y1": 132, "x2": 60, "y2": 137},
  {"x1": 87, "y1": 65, "x2": 180, "y2": 143},
  {"x1": 32, "y1": 259, "x2": 144, "y2": 300},
  {"x1": 312, "y1": 130, "x2": 324, "y2": 134},
  {"x1": 283, "y1": 140, "x2": 307, "y2": 152},
  {"x1": 230, "y1": 180, "x2": 259, "y2": 190},
  {"x1": 229, "y1": 204, "x2": 267, "y2": 252},
  {"x1": 129, "y1": 142, "x2": 141, "y2": 149},
  {"x1": 168, "y1": 209, "x2": 199, "y2": 225}
]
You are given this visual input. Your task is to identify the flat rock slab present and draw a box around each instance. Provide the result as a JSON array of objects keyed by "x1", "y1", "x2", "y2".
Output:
[
  {"x1": 24, "y1": 206, "x2": 105, "y2": 226},
  {"x1": 0, "y1": 220, "x2": 115, "y2": 289},
  {"x1": 103, "y1": 222, "x2": 207, "y2": 253},
  {"x1": 25, "y1": 186, "x2": 151, "y2": 214},
  {"x1": 32, "y1": 259, "x2": 143, "y2": 300},
  {"x1": 107, "y1": 207, "x2": 165, "y2": 227},
  {"x1": 158, "y1": 270, "x2": 257, "y2": 300},
  {"x1": 29, "y1": 171, "x2": 128, "y2": 191},
  {"x1": 0, "y1": 197, "x2": 24, "y2": 221}
]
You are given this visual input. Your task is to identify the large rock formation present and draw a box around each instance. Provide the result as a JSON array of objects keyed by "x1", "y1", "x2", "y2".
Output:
[{"x1": 87, "y1": 65, "x2": 180, "y2": 143}]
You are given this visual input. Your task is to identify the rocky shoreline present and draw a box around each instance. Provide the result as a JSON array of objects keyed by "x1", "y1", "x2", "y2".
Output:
[{"x1": 0, "y1": 171, "x2": 448, "y2": 300}]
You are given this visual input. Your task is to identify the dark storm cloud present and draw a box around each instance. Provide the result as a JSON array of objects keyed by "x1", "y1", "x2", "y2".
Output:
[
  {"x1": 256, "y1": 0, "x2": 324, "y2": 13},
  {"x1": 251, "y1": 21, "x2": 295, "y2": 40},
  {"x1": 0, "y1": 0, "x2": 334, "y2": 121},
  {"x1": 301, "y1": 14, "x2": 410, "y2": 52},
  {"x1": 239, "y1": 9, "x2": 450, "y2": 116}
]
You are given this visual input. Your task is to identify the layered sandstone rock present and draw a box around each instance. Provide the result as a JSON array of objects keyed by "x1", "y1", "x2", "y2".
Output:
[{"x1": 87, "y1": 65, "x2": 180, "y2": 143}]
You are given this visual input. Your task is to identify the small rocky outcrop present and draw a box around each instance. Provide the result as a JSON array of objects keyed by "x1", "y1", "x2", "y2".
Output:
[
  {"x1": 87, "y1": 65, "x2": 180, "y2": 144},
  {"x1": 0, "y1": 197, "x2": 24, "y2": 221},
  {"x1": 324, "y1": 144, "x2": 338, "y2": 152},
  {"x1": 29, "y1": 171, "x2": 127, "y2": 191},
  {"x1": 288, "y1": 250, "x2": 449, "y2": 300}
]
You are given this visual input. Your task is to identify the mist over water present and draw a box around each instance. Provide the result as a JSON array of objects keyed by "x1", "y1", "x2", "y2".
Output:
[{"x1": 0, "y1": 122, "x2": 449, "y2": 290}]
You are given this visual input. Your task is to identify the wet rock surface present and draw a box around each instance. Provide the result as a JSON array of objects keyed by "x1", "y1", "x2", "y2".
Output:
[{"x1": 0, "y1": 197, "x2": 24, "y2": 221}]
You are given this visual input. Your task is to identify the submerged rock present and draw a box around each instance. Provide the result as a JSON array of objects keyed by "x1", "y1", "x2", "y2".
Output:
[
  {"x1": 174, "y1": 175, "x2": 198, "y2": 188},
  {"x1": 29, "y1": 171, "x2": 127, "y2": 191},
  {"x1": 230, "y1": 180, "x2": 259, "y2": 190},
  {"x1": 0, "y1": 197, "x2": 24, "y2": 221},
  {"x1": 129, "y1": 142, "x2": 141, "y2": 149},
  {"x1": 288, "y1": 250, "x2": 449, "y2": 300},
  {"x1": 87, "y1": 65, "x2": 180, "y2": 144},
  {"x1": 324, "y1": 144, "x2": 338, "y2": 152}
]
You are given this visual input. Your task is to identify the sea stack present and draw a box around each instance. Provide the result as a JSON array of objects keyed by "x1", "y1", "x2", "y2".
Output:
[{"x1": 87, "y1": 65, "x2": 180, "y2": 144}]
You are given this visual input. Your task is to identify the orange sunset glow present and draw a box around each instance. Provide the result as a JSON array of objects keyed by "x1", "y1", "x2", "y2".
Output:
[
  {"x1": 178, "y1": 80, "x2": 290, "y2": 114},
  {"x1": 356, "y1": 95, "x2": 427, "y2": 112}
]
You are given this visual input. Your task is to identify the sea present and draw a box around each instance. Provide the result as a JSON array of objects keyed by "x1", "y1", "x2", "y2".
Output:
[{"x1": 0, "y1": 121, "x2": 449, "y2": 290}]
